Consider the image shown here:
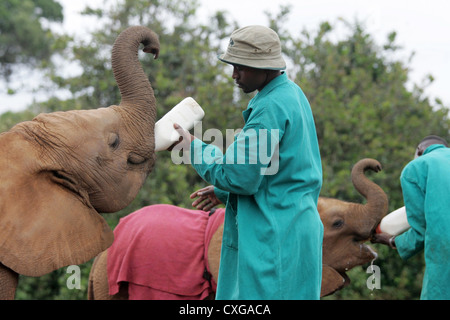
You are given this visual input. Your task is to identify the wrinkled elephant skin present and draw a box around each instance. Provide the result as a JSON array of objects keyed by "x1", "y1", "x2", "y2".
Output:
[{"x1": 0, "y1": 26, "x2": 160, "y2": 300}]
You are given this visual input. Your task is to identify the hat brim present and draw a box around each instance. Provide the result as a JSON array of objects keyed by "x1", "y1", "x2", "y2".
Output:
[{"x1": 217, "y1": 53, "x2": 286, "y2": 71}]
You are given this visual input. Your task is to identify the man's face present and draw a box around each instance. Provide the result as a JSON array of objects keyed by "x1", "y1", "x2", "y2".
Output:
[{"x1": 232, "y1": 64, "x2": 267, "y2": 93}]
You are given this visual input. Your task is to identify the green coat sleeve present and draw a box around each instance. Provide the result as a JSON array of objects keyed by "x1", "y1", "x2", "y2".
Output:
[
  {"x1": 213, "y1": 186, "x2": 229, "y2": 204},
  {"x1": 395, "y1": 166, "x2": 426, "y2": 260},
  {"x1": 190, "y1": 125, "x2": 279, "y2": 195}
]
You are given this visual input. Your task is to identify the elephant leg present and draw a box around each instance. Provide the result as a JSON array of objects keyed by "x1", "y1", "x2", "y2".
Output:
[
  {"x1": 88, "y1": 253, "x2": 101, "y2": 300},
  {"x1": 207, "y1": 224, "x2": 223, "y2": 285},
  {"x1": 88, "y1": 250, "x2": 128, "y2": 300},
  {"x1": 0, "y1": 263, "x2": 19, "y2": 300}
]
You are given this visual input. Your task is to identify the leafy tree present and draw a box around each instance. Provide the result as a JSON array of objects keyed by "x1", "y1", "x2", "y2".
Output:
[
  {"x1": 0, "y1": 0, "x2": 63, "y2": 81},
  {"x1": 0, "y1": 110, "x2": 36, "y2": 132}
]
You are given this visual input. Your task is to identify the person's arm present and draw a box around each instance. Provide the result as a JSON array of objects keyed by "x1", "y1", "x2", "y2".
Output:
[
  {"x1": 188, "y1": 125, "x2": 279, "y2": 195},
  {"x1": 213, "y1": 187, "x2": 230, "y2": 203},
  {"x1": 394, "y1": 169, "x2": 426, "y2": 260}
]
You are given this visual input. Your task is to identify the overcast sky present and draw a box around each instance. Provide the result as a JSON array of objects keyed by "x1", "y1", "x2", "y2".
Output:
[{"x1": 1, "y1": 0, "x2": 449, "y2": 114}]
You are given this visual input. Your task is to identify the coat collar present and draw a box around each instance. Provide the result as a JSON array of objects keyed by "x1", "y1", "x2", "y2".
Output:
[
  {"x1": 423, "y1": 144, "x2": 446, "y2": 155},
  {"x1": 253, "y1": 72, "x2": 288, "y2": 102},
  {"x1": 242, "y1": 72, "x2": 288, "y2": 122}
]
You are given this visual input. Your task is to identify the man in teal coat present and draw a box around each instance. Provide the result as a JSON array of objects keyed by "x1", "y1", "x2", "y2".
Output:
[
  {"x1": 373, "y1": 136, "x2": 450, "y2": 299},
  {"x1": 173, "y1": 25, "x2": 323, "y2": 299}
]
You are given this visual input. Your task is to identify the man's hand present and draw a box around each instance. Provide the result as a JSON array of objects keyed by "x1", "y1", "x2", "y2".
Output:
[
  {"x1": 168, "y1": 123, "x2": 195, "y2": 151},
  {"x1": 190, "y1": 185, "x2": 222, "y2": 211},
  {"x1": 371, "y1": 232, "x2": 396, "y2": 249}
]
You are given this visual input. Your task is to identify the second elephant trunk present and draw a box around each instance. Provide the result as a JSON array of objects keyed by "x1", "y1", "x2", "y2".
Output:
[{"x1": 351, "y1": 158, "x2": 389, "y2": 238}]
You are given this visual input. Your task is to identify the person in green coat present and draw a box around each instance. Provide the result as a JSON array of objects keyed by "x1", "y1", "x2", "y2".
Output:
[
  {"x1": 373, "y1": 135, "x2": 450, "y2": 299},
  {"x1": 172, "y1": 25, "x2": 323, "y2": 299}
]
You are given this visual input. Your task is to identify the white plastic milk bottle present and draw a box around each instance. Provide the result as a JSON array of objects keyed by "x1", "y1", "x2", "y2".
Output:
[
  {"x1": 154, "y1": 97, "x2": 205, "y2": 152},
  {"x1": 376, "y1": 206, "x2": 411, "y2": 236}
]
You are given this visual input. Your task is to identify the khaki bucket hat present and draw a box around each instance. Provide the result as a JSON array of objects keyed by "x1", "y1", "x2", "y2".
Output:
[{"x1": 218, "y1": 25, "x2": 286, "y2": 70}]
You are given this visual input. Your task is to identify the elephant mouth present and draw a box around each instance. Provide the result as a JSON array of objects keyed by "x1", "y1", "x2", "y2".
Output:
[
  {"x1": 336, "y1": 244, "x2": 377, "y2": 289},
  {"x1": 50, "y1": 170, "x2": 92, "y2": 208},
  {"x1": 360, "y1": 243, "x2": 378, "y2": 261},
  {"x1": 339, "y1": 242, "x2": 378, "y2": 273},
  {"x1": 339, "y1": 270, "x2": 351, "y2": 286}
]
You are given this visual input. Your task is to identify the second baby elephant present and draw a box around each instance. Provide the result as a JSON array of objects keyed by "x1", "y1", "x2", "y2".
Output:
[{"x1": 88, "y1": 158, "x2": 388, "y2": 299}]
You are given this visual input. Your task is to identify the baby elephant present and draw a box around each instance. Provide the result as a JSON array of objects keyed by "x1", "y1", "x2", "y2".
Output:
[
  {"x1": 0, "y1": 26, "x2": 160, "y2": 300},
  {"x1": 89, "y1": 158, "x2": 388, "y2": 299}
]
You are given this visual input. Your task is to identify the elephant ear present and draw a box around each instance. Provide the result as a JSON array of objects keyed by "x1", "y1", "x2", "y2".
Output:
[
  {"x1": 0, "y1": 132, "x2": 114, "y2": 277},
  {"x1": 321, "y1": 265, "x2": 348, "y2": 297}
]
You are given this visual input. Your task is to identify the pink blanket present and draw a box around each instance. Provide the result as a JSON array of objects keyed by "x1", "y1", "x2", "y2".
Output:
[{"x1": 107, "y1": 204, "x2": 224, "y2": 300}]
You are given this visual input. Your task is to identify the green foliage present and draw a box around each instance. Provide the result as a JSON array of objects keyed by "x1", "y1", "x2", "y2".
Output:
[
  {"x1": 0, "y1": 0, "x2": 63, "y2": 80},
  {"x1": 0, "y1": 110, "x2": 36, "y2": 132},
  {"x1": 1, "y1": 0, "x2": 448, "y2": 300},
  {"x1": 287, "y1": 19, "x2": 449, "y2": 207},
  {"x1": 15, "y1": 262, "x2": 91, "y2": 300}
]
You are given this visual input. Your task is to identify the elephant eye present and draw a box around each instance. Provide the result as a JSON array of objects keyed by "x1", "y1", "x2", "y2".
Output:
[
  {"x1": 332, "y1": 219, "x2": 344, "y2": 229},
  {"x1": 128, "y1": 152, "x2": 147, "y2": 165},
  {"x1": 108, "y1": 133, "x2": 120, "y2": 149}
]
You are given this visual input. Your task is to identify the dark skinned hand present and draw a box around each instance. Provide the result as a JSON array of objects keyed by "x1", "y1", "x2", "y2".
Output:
[
  {"x1": 190, "y1": 185, "x2": 222, "y2": 211},
  {"x1": 371, "y1": 232, "x2": 396, "y2": 249}
]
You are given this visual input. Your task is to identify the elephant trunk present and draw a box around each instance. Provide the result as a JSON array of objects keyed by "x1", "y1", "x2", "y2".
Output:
[
  {"x1": 111, "y1": 26, "x2": 160, "y2": 122},
  {"x1": 351, "y1": 158, "x2": 389, "y2": 238}
]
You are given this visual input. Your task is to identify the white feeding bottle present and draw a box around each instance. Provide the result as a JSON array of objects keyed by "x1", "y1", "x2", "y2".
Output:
[
  {"x1": 376, "y1": 206, "x2": 411, "y2": 236},
  {"x1": 154, "y1": 97, "x2": 205, "y2": 152}
]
